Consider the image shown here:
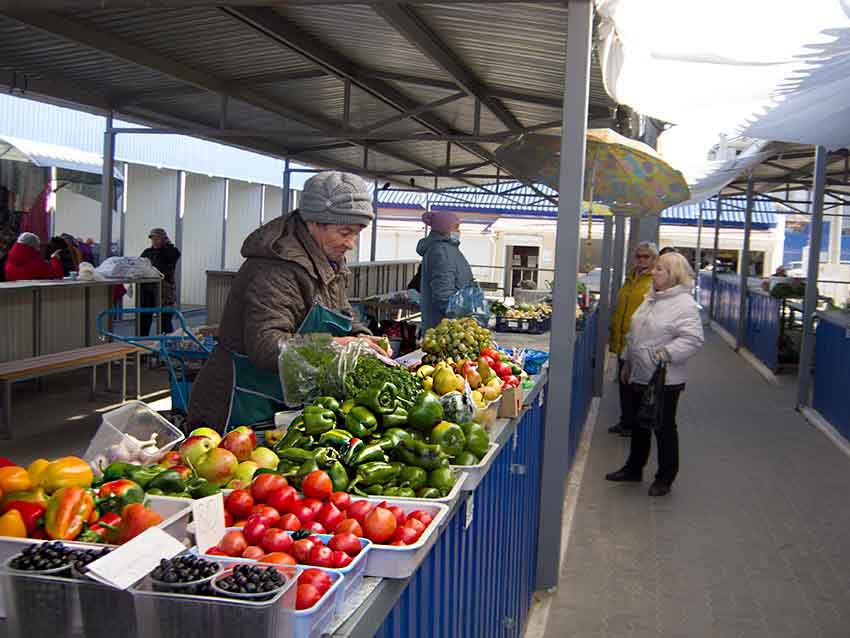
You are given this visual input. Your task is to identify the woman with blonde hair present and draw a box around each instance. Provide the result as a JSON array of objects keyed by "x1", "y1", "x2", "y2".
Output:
[{"x1": 606, "y1": 252, "x2": 704, "y2": 496}]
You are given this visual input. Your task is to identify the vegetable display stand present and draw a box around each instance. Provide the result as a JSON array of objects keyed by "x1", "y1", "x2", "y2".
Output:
[
  {"x1": 450, "y1": 443, "x2": 500, "y2": 491},
  {"x1": 73, "y1": 565, "x2": 138, "y2": 638},
  {"x1": 386, "y1": 471, "x2": 467, "y2": 510},
  {"x1": 1, "y1": 558, "x2": 79, "y2": 638},
  {"x1": 290, "y1": 567, "x2": 344, "y2": 638},
  {"x1": 494, "y1": 316, "x2": 551, "y2": 335}
]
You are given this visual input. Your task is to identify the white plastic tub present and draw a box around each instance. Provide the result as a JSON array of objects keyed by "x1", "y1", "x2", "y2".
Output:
[
  {"x1": 386, "y1": 470, "x2": 467, "y2": 510},
  {"x1": 450, "y1": 443, "x2": 500, "y2": 491},
  {"x1": 355, "y1": 498, "x2": 449, "y2": 579},
  {"x1": 289, "y1": 567, "x2": 344, "y2": 638}
]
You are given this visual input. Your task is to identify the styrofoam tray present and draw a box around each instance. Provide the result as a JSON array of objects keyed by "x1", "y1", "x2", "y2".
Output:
[
  {"x1": 383, "y1": 470, "x2": 467, "y2": 510},
  {"x1": 355, "y1": 498, "x2": 449, "y2": 579},
  {"x1": 450, "y1": 443, "x2": 500, "y2": 491},
  {"x1": 288, "y1": 566, "x2": 344, "y2": 637}
]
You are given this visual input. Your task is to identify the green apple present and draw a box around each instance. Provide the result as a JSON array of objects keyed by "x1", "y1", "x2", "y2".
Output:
[
  {"x1": 179, "y1": 435, "x2": 216, "y2": 468},
  {"x1": 189, "y1": 427, "x2": 222, "y2": 448},
  {"x1": 250, "y1": 447, "x2": 279, "y2": 470},
  {"x1": 195, "y1": 448, "x2": 238, "y2": 487},
  {"x1": 226, "y1": 478, "x2": 251, "y2": 490},
  {"x1": 234, "y1": 460, "x2": 259, "y2": 484}
]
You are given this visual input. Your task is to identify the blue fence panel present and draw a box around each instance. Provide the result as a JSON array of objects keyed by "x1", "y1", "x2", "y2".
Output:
[
  {"x1": 715, "y1": 278, "x2": 740, "y2": 336},
  {"x1": 698, "y1": 273, "x2": 712, "y2": 309},
  {"x1": 744, "y1": 292, "x2": 779, "y2": 372},
  {"x1": 813, "y1": 319, "x2": 850, "y2": 442}
]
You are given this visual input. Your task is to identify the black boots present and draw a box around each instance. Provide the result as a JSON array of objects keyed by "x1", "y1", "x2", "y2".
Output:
[{"x1": 605, "y1": 467, "x2": 642, "y2": 482}]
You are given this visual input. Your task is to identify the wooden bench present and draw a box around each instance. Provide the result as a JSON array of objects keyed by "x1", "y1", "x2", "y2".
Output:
[{"x1": 0, "y1": 343, "x2": 142, "y2": 439}]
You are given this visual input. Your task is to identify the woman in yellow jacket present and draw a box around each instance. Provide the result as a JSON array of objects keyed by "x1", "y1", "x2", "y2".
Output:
[{"x1": 608, "y1": 241, "x2": 658, "y2": 436}]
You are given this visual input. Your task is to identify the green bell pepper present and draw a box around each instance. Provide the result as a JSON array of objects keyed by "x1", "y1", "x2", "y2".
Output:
[
  {"x1": 381, "y1": 406, "x2": 408, "y2": 429},
  {"x1": 327, "y1": 461, "x2": 350, "y2": 492},
  {"x1": 431, "y1": 421, "x2": 467, "y2": 457},
  {"x1": 355, "y1": 382, "x2": 398, "y2": 415},
  {"x1": 187, "y1": 478, "x2": 220, "y2": 499},
  {"x1": 350, "y1": 443, "x2": 387, "y2": 466},
  {"x1": 460, "y1": 422, "x2": 490, "y2": 459},
  {"x1": 302, "y1": 406, "x2": 337, "y2": 436},
  {"x1": 364, "y1": 484, "x2": 385, "y2": 495},
  {"x1": 167, "y1": 491, "x2": 192, "y2": 499},
  {"x1": 314, "y1": 396, "x2": 341, "y2": 414},
  {"x1": 389, "y1": 461, "x2": 405, "y2": 476},
  {"x1": 146, "y1": 469, "x2": 186, "y2": 494},
  {"x1": 399, "y1": 465, "x2": 428, "y2": 490},
  {"x1": 100, "y1": 462, "x2": 137, "y2": 483},
  {"x1": 340, "y1": 399, "x2": 356, "y2": 415},
  {"x1": 416, "y1": 486, "x2": 441, "y2": 499},
  {"x1": 351, "y1": 461, "x2": 400, "y2": 487},
  {"x1": 276, "y1": 425, "x2": 308, "y2": 451},
  {"x1": 429, "y1": 467, "x2": 457, "y2": 496},
  {"x1": 395, "y1": 439, "x2": 450, "y2": 471},
  {"x1": 383, "y1": 428, "x2": 412, "y2": 448},
  {"x1": 318, "y1": 429, "x2": 353, "y2": 451},
  {"x1": 407, "y1": 391, "x2": 444, "y2": 432},
  {"x1": 295, "y1": 458, "x2": 319, "y2": 483},
  {"x1": 146, "y1": 488, "x2": 164, "y2": 496},
  {"x1": 127, "y1": 465, "x2": 164, "y2": 489},
  {"x1": 277, "y1": 448, "x2": 317, "y2": 466},
  {"x1": 397, "y1": 486, "x2": 416, "y2": 498},
  {"x1": 342, "y1": 438, "x2": 365, "y2": 466},
  {"x1": 453, "y1": 451, "x2": 479, "y2": 466},
  {"x1": 383, "y1": 486, "x2": 400, "y2": 496},
  {"x1": 344, "y1": 406, "x2": 378, "y2": 438},
  {"x1": 313, "y1": 447, "x2": 340, "y2": 469}
]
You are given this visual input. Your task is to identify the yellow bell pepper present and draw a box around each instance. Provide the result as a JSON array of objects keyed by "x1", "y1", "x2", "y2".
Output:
[
  {"x1": 26, "y1": 459, "x2": 50, "y2": 486},
  {"x1": 0, "y1": 509, "x2": 27, "y2": 538},
  {"x1": 0, "y1": 467, "x2": 31, "y2": 494},
  {"x1": 37, "y1": 457, "x2": 93, "y2": 493}
]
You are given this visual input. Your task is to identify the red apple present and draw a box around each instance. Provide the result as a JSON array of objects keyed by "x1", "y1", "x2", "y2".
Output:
[
  {"x1": 178, "y1": 435, "x2": 216, "y2": 467},
  {"x1": 234, "y1": 425, "x2": 258, "y2": 448},
  {"x1": 219, "y1": 430, "x2": 255, "y2": 462},
  {"x1": 195, "y1": 448, "x2": 238, "y2": 486}
]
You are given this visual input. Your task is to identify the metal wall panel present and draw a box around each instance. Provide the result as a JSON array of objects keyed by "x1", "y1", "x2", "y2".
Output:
[
  {"x1": 745, "y1": 291, "x2": 780, "y2": 372},
  {"x1": 225, "y1": 181, "x2": 263, "y2": 269},
  {"x1": 37, "y1": 288, "x2": 87, "y2": 355},
  {"x1": 0, "y1": 290, "x2": 35, "y2": 364},
  {"x1": 813, "y1": 317, "x2": 850, "y2": 441},
  {"x1": 262, "y1": 187, "x2": 282, "y2": 225},
  {"x1": 124, "y1": 165, "x2": 179, "y2": 261},
  {"x1": 181, "y1": 174, "x2": 226, "y2": 306}
]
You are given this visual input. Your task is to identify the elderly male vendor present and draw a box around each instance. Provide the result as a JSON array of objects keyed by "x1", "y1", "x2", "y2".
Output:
[{"x1": 188, "y1": 171, "x2": 387, "y2": 431}]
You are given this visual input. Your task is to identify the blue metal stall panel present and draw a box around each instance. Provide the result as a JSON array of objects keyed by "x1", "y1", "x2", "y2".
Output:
[{"x1": 813, "y1": 319, "x2": 850, "y2": 442}]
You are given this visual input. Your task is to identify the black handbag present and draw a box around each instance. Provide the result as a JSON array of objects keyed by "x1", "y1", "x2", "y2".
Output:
[{"x1": 635, "y1": 361, "x2": 666, "y2": 431}]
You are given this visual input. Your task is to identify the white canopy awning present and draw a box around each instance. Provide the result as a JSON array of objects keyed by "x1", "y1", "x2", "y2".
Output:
[{"x1": 0, "y1": 135, "x2": 124, "y2": 180}]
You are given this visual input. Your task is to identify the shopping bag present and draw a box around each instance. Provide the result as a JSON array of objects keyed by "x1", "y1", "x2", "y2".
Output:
[
  {"x1": 635, "y1": 361, "x2": 666, "y2": 431},
  {"x1": 446, "y1": 282, "x2": 490, "y2": 327}
]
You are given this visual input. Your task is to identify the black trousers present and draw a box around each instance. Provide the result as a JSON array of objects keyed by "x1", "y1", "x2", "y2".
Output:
[
  {"x1": 617, "y1": 358, "x2": 635, "y2": 428},
  {"x1": 624, "y1": 386, "x2": 682, "y2": 485},
  {"x1": 139, "y1": 285, "x2": 174, "y2": 336}
]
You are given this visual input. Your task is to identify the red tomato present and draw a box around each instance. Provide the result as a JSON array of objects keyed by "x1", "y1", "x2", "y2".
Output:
[
  {"x1": 242, "y1": 515, "x2": 269, "y2": 546},
  {"x1": 301, "y1": 470, "x2": 333, "y2": 500},
  {"x1": 225, "y1": 489, "x2": 255, "y2": 519},
  {"x1": 329, "y1": 491, "x2": 351, "y2": 511},
  {"x1": 391, "y1": 526, "x2": 420, "y2": 545},
  {"x1": 251, "y1": 473, "x2": 288, "y2": 503},
  {"x1": 266, "y1": 486, "x2": 298, "y2": 515},
  {"x1": 251, "y1": 505, "x2": 280, "y2": 526},
  {"x1": 296, "y1": 584, "x2": 322, "y2": 610},
  {"x1": 386, "y1": 505, "x2": 406, "y2": 527},
  {"x1": 302, "y1": 498, "x2": 324, "y2": 516},
  {"x1": 331, "y1": 550, "x2": 353, "y2": 568},
  {"x1": 308, "y1": 535, "x2": 325, "y2": 546},
  {"x1": 363, "y1": 507, "x2": 397, "y2": 544},
  {"x1": 407, "y1": 511, "x2": 433, "y2": 527},
  {"x1": 275, "y1": 513, "x2": 302, "y2": 531},
  {"x1": 404, "y1": 519, "x2": 426, "y2": 538},
  {"x1": 294, "y1": 504, "x2": 316, "y2": 524},
  {"x1": 232, "y1": 519, "x2": 248, "y2": 529},
  {"x1": 328, "y1": 532, "x2": 362, "y2": 556},
  {"x1": 261, "y1": 528, "x2": 293, "y2": 554},
  {"x1": 316, "y1": 503, "x2": 344, "y2": 532},
  {"x1": 205, "y1": 547, "x2": 228, "y2": 556},
  {"x1": 298, "y1": 568, "x2": 332, "y2": 595},
  {"x1": 346, "y1": 500, "x2": 375, "y2": 524},
  {"x1": 292, "y1": 539, "x2": 316, "y2": 563},
  {"x1": 493, "y1": 361, "x2": 513, "y2": 378},
  {"x1": 224, "y1": 511, "x2": 234, "y2": 528},
  {"x1": 305, "y1": 521, "x2": 326, "y2": 534},
  {"x1": 335, "y1": 518, "x2": 363, "y2": 537},
  {"x1": 309, "y1": 544, "x2": 334, "y2": 568},
  {"x1": 242, "y1": 545, "x2": 265, "y2": 560},
  {"x1": 260, "y1": 552, "x2": 297, "y2": 566},
  {"x1": 389, "y1": 540, "x2": 406, "y2": 546},
  {"x1": 217, "y1": 530, "x2": 247, "y2": 557},
  {"x1": 481, "y1": 347, "x2": 500, "y2": 362},
  {"x1": 502, "y1": 375, "x2": 520, "y2": 388}
]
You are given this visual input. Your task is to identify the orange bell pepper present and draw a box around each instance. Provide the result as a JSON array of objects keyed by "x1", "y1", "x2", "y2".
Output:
[
  {"x1": 37, "y1": 457, "x2": 93, "y2": 493},
  {"x1": 0, "y1": 509, "x2": 27, "y2": 538},
  {"x1": 0, "y1": 488, "x2": 48, "y2": 509},
  {"x1": 26, "y1": 459, "x2": 50, "y2": 486},
  {"x1": 44, "y1": 486, "x2": 95, "y2": 540},
  {"x1": 0, "y1": 467, "x2": 31, "y2": 494}
]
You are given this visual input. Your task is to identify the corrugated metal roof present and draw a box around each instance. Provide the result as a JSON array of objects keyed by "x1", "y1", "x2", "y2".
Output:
[
  {"x1": 378, "y1": 183, "x2": 777, "y2": 228},
  {"x1": 0, "y1": 135, "x2": 124, "y2": 179}
]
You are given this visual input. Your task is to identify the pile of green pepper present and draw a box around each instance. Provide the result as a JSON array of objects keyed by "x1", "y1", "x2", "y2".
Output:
[
  {"x1": 273, "y1": 383, "x2": 490, "y2": 499},
  {"x1": 95, "y1": 461, "x2": 221, "y2": 499}
]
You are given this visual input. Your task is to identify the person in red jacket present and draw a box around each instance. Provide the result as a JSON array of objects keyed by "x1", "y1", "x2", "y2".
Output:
[{"x1": 4, "y1": 232, "x2": 64, "y2": 281}]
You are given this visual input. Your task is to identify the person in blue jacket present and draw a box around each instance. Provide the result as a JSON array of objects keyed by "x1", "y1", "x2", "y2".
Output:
[{"x1": 416, "y1": 210, "x2": 473, "y2": 331}]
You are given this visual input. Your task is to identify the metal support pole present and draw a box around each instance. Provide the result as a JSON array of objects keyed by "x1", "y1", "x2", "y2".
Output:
[
  {"x1": 593, "y1": 216, "x2": 614, "y2": 396},
  {"x1": 371, "y1": 180, "x2": 379, "y2": 262},
  {"x1": 282, "y1": 158, "x2": 291, "y2": 216},
  {"x1": 611, "y1": 214, "x2": 626, "y2": 307},
  {"x1": 99, "y1": 112, "x2": 115, "y2": 264},
  {"x1": 797, "y1": 145, "x2": 828, "y2": 408},
  {"x1": 736, "y1": 176, "x2": 755, "y2": 350},
  {"x1": 174, "y1": 172, "x2": 185, "y2": 313},
  {"x1": 536, "y1": 0, "x2": 591, "y2": 591},
  {"x1": 221, "y1": 179, "x2": 229, "y2": 269},
  {"x1": 709, "y1": 197, "x2": 722, "y2": 319},
  {"x1": 695, "y1": 202, "x2": 703, "y2": 297}
]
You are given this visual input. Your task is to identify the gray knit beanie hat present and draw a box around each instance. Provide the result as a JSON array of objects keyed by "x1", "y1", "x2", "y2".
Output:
[
  {"x1": 17, "y1": 232, "x2": 41, "y2": 250},
  {"x1": 299, "y1": 171, "x2": 374, "y2": 227}
]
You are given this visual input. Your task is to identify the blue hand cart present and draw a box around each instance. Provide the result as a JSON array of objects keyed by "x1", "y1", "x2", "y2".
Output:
[{"x1": 98, "y1": 307, "x2": 214, "y2": 414}]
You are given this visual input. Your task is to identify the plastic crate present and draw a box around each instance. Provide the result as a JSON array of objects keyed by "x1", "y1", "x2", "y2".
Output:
[
  {"x1": 289, "y1": 567, "x2": 344, "y2": 638},
  {"x1": 494, "y1": 316, "x2": 551, "y2": 334},
  {"x1": 384, "y1": 470, "x2": 468, "y2": 510},
  {"x1": 450, "y1": 442, "x2": 500, "y2": 491}
]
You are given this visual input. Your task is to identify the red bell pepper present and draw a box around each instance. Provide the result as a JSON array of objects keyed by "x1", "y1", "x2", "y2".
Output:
[
  {"x1": 0, "y1": 501, "x2": 45, "y2": 536},
  {"x1": 97, "y1": 479, "x2": 145, "y2": 514},
  {"x1": 77, "y1": 512, "x2": 122, "y2": 543},
  {"x1": 44, "y1": 486, "x2": 95, "y2": 540},
  {"x1": 0, "y1": 457, "x2": 16, "y2": 468},
  {"x1": 106, "y1": 503, "x2": 163, "y2": 544}
]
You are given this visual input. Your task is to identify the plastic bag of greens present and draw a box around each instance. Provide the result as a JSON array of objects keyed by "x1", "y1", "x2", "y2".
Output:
[
  {"x1": 446, "y1": 282, "x2": 490, "y2": 327},
  {"x1": 278, "y1": 335, "x2": 370, "y2": 407}
]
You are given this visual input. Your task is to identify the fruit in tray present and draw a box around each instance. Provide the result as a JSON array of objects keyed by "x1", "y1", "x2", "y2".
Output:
[
  {"x1": 297, "y1": 568, "x2": 334, "y2": 610},
  {"x1": 421, "y1": 318, "x2": 492, "y2": 363},
  {"x1": 502, "y1": 303, "x2": 552, "y2": 320}
]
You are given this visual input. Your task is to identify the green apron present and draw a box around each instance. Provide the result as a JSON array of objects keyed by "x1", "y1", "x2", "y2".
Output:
[{"x1": 225, "y1": 301, "x2": 352, "y2": 428}]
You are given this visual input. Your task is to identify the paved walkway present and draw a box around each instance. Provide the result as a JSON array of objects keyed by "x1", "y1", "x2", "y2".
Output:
[{"x1": 544, "y1": 331, "x2": 850, "y2": 638}]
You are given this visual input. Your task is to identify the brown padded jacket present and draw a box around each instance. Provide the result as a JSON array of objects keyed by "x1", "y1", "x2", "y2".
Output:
[{"x1": 188, "y1": 212, "x2": 367, "y2": 430}]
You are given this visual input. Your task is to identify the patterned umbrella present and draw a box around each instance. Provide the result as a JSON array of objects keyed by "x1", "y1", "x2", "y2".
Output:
[{"x1": 494, "y1": 130, "x2": 690, "y2": 216}]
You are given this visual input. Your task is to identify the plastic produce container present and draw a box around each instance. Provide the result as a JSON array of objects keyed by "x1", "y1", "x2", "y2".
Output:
[
  {"x1": 451, "y1": 443, "x2": 500, "y2": 491},
  {"x1": 355, "y1": 498, "x2": 449, "y2": 579},
  {"x1": 473, "y1": 397, "x2": 501, "y2": 429},
  {"x1": 289, "y1": 567, "x2": 344, "y2": 638},
  {"x1": 84, "y1": 400, "x2": 185, "y2": 474},
  {"x1": 387, "y1": 471, "x2": 468, "y2": 510},
  {"x1": 73, "y1": 562, "x2": 139, "y2": 638},
  {"x1": 1, "y1": 556, "x2": 78, "y2": 638},
  {"x1": 133, "y1": 559, "x2": 296, "y2": 638}
]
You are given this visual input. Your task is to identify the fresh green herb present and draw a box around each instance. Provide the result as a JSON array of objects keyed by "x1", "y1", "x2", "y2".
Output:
[{"x1": 343, "y1": 356, "x2": 423, "y2": 406}]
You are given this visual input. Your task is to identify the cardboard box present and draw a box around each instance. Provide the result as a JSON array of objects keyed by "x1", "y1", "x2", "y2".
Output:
[{"x1": 498, "y1": 386, "x2": 522, "y2": 418}]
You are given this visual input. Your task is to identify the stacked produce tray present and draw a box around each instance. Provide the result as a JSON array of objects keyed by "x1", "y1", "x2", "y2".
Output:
[{"x1": 494, "y1": 316, "x2": 551, "y2": 334}]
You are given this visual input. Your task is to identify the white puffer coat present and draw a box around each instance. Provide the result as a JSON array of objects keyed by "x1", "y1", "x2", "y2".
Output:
[{"x1": 623, "y1": 284, "x2": 704, "y2": 386}]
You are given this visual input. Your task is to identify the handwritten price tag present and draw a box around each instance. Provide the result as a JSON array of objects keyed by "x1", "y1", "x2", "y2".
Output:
[{"x1": 192, "y1": 493, "x2": 226, "y2": 555}]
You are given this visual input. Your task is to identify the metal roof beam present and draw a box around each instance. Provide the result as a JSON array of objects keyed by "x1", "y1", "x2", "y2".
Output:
[
  {"x1": 372, "y1": 3, "x2": 522, "y2": 130},
  {"x1": 357, "y1": 91, "x2": 466, "y2": 133}
]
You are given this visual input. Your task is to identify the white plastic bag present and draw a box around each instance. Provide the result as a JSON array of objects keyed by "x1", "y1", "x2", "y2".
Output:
[
  {"x1": 95, "y1": 256, "x2": 163, "y2": 280},
  {"x1": 78, "y1": 261, "x2": 96, "y2": 281}
]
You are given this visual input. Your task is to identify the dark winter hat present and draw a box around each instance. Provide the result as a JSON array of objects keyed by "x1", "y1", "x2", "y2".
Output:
[
  {"x1": 149, "y1": 228, "x2": 168, "y2": 240},
  {"x1": 299, "y1": 171, "x2": 374, "y2": 227}
]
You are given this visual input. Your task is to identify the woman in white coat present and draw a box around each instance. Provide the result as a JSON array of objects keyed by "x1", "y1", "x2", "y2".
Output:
[{"x1": 605, "y1": 252, "x2": 705, "y2": 496}]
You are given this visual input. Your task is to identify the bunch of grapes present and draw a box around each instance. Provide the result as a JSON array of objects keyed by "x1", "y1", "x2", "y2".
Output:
[{"x1": 421, "y1": 318, "x2": 491, "y2": 364}]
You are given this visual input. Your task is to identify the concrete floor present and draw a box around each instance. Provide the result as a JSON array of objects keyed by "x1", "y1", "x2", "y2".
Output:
[{"x1": 543, "y1": 331, "x2": 850, "y2": 638}]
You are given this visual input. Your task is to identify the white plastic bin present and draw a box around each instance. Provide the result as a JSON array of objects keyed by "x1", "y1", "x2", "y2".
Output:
[
  {"x1": 289, "y1": 567, "x2": 344, "y2": 638},
  {"x1": 451, "y1": 443, "x2": 500, "y2": 491}
]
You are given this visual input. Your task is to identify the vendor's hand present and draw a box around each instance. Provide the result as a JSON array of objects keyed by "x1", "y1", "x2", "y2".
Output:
[
  {"x1": 620, "y1": 362, "x2": 631, "y2": 385},
  {"x1": 333, "y1": 335, "x2": 392, "y2": 358},
  {"x1": 50, "y1": 250, "x2": 63, "y2": 259}
]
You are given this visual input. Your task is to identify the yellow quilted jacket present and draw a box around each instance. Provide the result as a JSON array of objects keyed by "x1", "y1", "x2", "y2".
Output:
[{"x1": 609, "y1": 268, "x2": 653, "y2": 355}]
